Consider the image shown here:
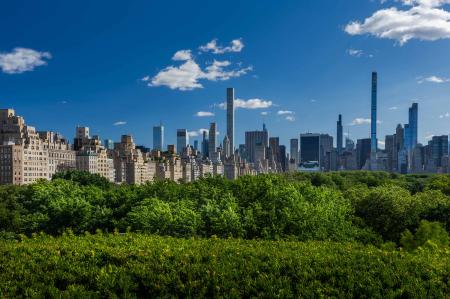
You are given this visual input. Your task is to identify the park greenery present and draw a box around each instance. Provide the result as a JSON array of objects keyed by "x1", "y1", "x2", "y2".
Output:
[{"x1": 0, "y1": 170, "x2": 449, "y2": 297}]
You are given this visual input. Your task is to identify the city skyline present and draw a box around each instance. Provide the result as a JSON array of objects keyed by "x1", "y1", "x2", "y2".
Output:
[{"x1": 1, "y1": 0, "x2": 450, "y2": 148}]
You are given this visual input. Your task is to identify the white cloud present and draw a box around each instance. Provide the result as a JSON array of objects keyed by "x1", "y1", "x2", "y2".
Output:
[
  {"x1": 285, "y1": 116, "x2": 296, "y2": 122},
  {"x1": 144, "y1": 42, "x2": 251, "y2": 91},
  {"x1": 261, "y1": 111, "x2": 269, "y2": 116},
  {"x1": 219, "y1": 98, "x2": 273, "y2": 110},
  {"x1": 439, "y1": 112, "x2": 450, "y2": 118},
  {"x1": 195, "y1": 111, "x2": 214, "y2": 117},
  {"x1": 202, "y1": 60, "x2": 252, "y2": 81},
  {"x1": 349, "y1": 118, "x2": 382, "y2": 126},
  {"x1": 277, "y1": 110, "x2": 294, "y2": 115},
  {"x1": 347, "y1": 49, "x2": 364, "y2": 57},
  {"x1": 144, "y1": 59, "x2": 203, "y2": 91},
  {"x1": 199, "y1": 39, "x2": 244, "y2": 54},
  {"x1": 417, "y1": 75, "x2": 450, "y2": 83},
  {"x1": 0, "y1": 48, "x2": 51, "y2": 74},
  {"x1": 388, "y1": 106, "x2": 399, "y2": 110},
  {"x1": 172, "y1": 50, "x2": 192, "y2": 61},
  {"x1": 113, "y1": 121, "x2": 127, "y2": 126},
  {"x1": 345, "y1": 1, "x2": 450, "y2": 45},
  {"x1": 425, "y1": 133, "x2": 435, "y2": 139}
]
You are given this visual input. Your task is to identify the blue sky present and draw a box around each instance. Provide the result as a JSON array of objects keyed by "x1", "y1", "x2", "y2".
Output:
[{"x1": 1, "y1": 0, "x2": 450, "y2": 149}]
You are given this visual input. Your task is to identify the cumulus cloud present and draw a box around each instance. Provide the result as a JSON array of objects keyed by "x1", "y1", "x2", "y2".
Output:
[
  {"x1": 219, "y1": 98, "x2": 273, "y2": 110},
  {"x1": 349, "y1": 118, "x2": 382, "y2": 126},
  {"x1": 439, "y1": 112, "x2": 450, "y2": 118},
  {"x1": 113, "y1": 121, "x2": 127, "y2": 126},
  {"x1": 345, "y1": 0, "x2": 450, "y2": 45},
  {"x1": 388, "y1": 106, "x2": 399, "y2": 110},
  {"x1": 199, "y1": 39, "x2": 244, "y2": 54},
  {"x1": 285, "y1": 116, "x2": 296, "y2": 122},
  {"x1": 277, "y1": 110, "x2": 295, "y2": 115},
  {"x1": 417, "y1": 75, "x2": 450, "y2": 83},
  {"x1": 172, "y1": 50, "x2": 193, "y2": 61},
  {"x1": 0, "y1": 47, "x2": 51, "y2": 74},
  {"x1": 195, "y1": 111, "x2": 215, "y2": 117},
  {"x1": 144, "y1": 39, "x2": 251, "y2": 91},
  {"x1": 261, "y1": 111, "x2": 269, "y2": 116}
]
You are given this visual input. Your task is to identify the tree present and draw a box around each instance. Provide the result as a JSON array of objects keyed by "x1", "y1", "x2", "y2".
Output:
[{"x1": 400, "y1": 220, "x2": 449, "y2": 251}]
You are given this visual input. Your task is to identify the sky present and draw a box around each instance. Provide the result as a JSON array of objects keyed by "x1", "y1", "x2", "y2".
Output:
[{"x1": 1, "y1": 0, "x2": 450, "y2": 149}]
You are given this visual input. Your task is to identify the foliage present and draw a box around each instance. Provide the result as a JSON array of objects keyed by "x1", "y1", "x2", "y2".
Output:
[
  {"x1": 0, "y1": 233, "x2": 448, "y2": 298},
  {"x1": 0, "y1": 171, "x2": 449, "y2": 246},
  {"x1": 400, "y1": 220, "x2": 449, "y2": 251}
]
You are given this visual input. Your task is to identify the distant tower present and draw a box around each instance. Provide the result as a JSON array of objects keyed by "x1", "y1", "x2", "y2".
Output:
[
  {"x1": 226, "y1": 88, "x2": 235, "y2": 153},
  {"x1": 408, "y1": 103, "x2": 418, "y2": 150},
  {"x1": 337, "y1": 114, "x2": 343, "y2": 154},
  {"x1": 208, "y1": 122, "x2": 217, "y2": 160},
  {"x1": 176, "y1": 129, "x2": 188, "y2": 155},
  {"x1": 370, "y1": 72, "x2": 378, "y2": 170},
  {"x1": 223, "y1": 135, "x2": 231, "y2": 159},
  {"x1": 153, "y1": 123, "x2": 164, "y2": 151}
]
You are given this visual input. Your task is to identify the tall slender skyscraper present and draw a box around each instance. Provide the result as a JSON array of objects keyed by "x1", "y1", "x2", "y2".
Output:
[
  {"x1": 153, "y1": 124, "x2": 164, "y2": 151},
  {"x1": 337, "y1": 114, "x2": 343, "y2": 154},
  {"x1": 370, "y1": 72, "x2": 378, "y2": 170},
  {"x1": 226, "y1": 88, "x2": 235, "y2": 152},
  {"x1": 408, "y1": 103, "x2": 418, "y2": 150}
]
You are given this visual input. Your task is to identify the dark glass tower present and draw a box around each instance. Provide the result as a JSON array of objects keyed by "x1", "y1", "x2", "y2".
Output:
[
  {"x1": 337, "y1": 114, "x2": 343, "y2": 154},
  {"x1": 370, "y1": 72, "x2": 378, "y2": 170},
  {"x1": 408, "y1": 103, "x2": 418, "y2": 150},
  {"x1": 226, "y1": 88, "x2": 235, "y2": 153}
]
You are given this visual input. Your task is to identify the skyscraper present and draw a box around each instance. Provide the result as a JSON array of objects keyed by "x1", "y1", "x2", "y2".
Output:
[
  {"x1": 407, "y1": 103, "x2": 418, "y2": 151},
  {"x1": 290, "y1": 138, "x2": 299, "y2": 164},
  {"x1": 208, "y1": 122, "x2": 217, "y2": 160},
  {"x1": 201, "y1": 130, "x2": 209, "y2": 158},
  {"x1": 337, "y1": 114, "x2": 343, "y2": 154},
  {"x1": 245, "y1": 126, "x2": 269, "y2": 164},
  {"x1": 176, "y1": 129, "x2": 188, "y2": 155},
  {"x1": 226, "y1": 88, "x2": 235, "y2": 153},
  {"x1": 370, "y1": 72, "x2": 378, "y2": 170},
  {"x1": 300, "y1": 134, "x2": 321, "y2": 163},
  {"x1": 357, "y1": 138, "x2": 371, "y2": 169},
  {"x1": 153, "y1": 124, "x2": 164, "y2": 151}
]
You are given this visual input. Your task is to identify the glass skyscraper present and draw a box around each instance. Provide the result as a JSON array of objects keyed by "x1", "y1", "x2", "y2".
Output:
[
  {"x1": 153, "y1": 124, "x2": 164, "y2": 151},
  {"x1": 408, "y1": 103, "x2": 418, "y2": 150},
  {"x1": 176, "y1": 129, "x2": 188, "y2": 155}
]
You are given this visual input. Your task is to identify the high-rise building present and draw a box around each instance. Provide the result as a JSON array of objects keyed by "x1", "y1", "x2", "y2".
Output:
[
  {"x1": 104, "y1": 139, "x2": 114, "y2": 150},
  {"x1": 193, "y1": 140, "x2": 199, "y2": 151},
  {"x1": 153, "y1": 124, "x2": 164, "y2": 151},
  {"x1": 337, "y1": 114, "x2": 343, "y2": 154},
  {"x1": 300, "y1": 134, "x2": 321, "y2": 163},
  {"x1": 223, "y1": 135, "x2": 231, "y2": 159},
  {"x1": 357, "y1": 138, "x2": 371, "y2": 169},
  {"x1": 245, "y1": 126, "x2": 269, "y2": 164},
  {"x1": 370, "y1": 72, "x2": 378, "y2": 169},
  {"x1": 408, "y1": 103, "x2": 418, "y2": 150},
  {"x1": 429, "y1": 135, "x2": 449, "y2": 168},
  {"x1": 226, "y1": 88, "x2": 235, "y2": 152},
  {"x1": 176, "y1": 129, "x2": 188, "y2": 155},
  {"x1": 201, "y1": 130, "x2": 209, "y2": 158},
  {"x1": 290, "y1": 138, "x2": 299, "y2": 164},
  {"x1": 345, "y1": 137, "x2": 355, "y2": 151},
  {"x1": 208, "y1": 123, "x2": 217, "y2": 161}
]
